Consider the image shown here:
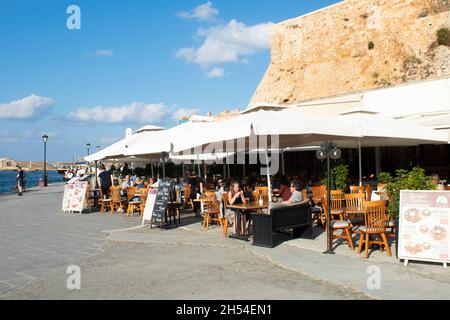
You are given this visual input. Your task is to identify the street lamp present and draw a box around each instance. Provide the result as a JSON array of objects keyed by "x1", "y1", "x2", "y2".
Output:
[
  {"x1": 42, "y1": 134, "x2": 49, "y2": 187},
  {"x1": 317, "y1": 141, "x2": 341, "y2": 255},
  {"x1": 86, "y1": 143, "x2": 91, "y2": 156}
]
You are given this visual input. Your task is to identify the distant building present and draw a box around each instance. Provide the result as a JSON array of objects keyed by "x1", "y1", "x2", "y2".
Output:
[{"x1": 0, "y1": 158, "x2": 17, "y2": 169}]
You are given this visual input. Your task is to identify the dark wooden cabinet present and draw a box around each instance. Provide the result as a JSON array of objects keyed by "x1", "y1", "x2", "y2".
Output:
[{"x1": 251, "y1": 202, "x2": 313, "y2": 248}]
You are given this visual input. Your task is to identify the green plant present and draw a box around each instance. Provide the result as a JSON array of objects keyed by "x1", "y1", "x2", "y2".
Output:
[
  {"x1": 323, "y1": 164, "x2": 349, "y2": 192},
  {"x1": 436, "y1": 27, "x2": 450, "y2": 46},
  {"x1": 368, "y1": 41, "x2": 375, "y2": 50},
  {"x1": 377, "y1": 172, "x2": 392, "y2": 184},
  {"x1": 386, "y1": 168, "x2": 436, "y2": 219}
]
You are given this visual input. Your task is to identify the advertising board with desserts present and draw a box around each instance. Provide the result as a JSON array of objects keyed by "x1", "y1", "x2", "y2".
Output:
[
  {"x1": 399, "y1": 191, "x2": 449, "y2": 268},
  {"x1": 62, "y1": 181, "x2": 88, "y2": 213}
]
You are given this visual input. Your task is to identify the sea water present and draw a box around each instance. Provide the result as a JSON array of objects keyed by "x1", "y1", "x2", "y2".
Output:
[{"x1": 0, "y1": 171, "x2": 64, "y2": 194}]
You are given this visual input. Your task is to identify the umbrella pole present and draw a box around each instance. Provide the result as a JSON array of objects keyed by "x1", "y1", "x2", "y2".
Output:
[
  {"x1": 265, "y1": 150, "x2": 272, "y2": 206},
  {"x1": 223, "y1": 159, "x2": 226, "y2": 179},
  {"x1": 281, "y1": 149, "x2": 285, "y2": 175},
  {"x1": 197, "y1": 155, "x2": 201, "y2": 178},
  {"x1": 358, "y1": 138, "x2": 362, "y2": 186},
  {"x1": 203, "y1": 161, "x2": 207, "y2": 180},
  {"x1": 151, "y1": 161, "x2": 154, "y2": 178}
]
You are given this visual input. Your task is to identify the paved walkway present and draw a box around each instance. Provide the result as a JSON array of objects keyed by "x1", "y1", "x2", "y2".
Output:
[
  {"x1": 0, "y1": 184, "x2": 140, "y2": 297},
  {"x1": 2, "y1": 187, "x2": 449, "y2": 299}
]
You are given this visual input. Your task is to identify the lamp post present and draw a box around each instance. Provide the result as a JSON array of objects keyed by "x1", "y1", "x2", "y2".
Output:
[
  {"x1": 316, "y1": 141, "x2": 341, "y2": 255},
  {"x1": 42, "y1": 134, "x2": 49, "y2": 187},
  {"x1": 86, "y1": 143, "x2": 91, "y2": 156}
]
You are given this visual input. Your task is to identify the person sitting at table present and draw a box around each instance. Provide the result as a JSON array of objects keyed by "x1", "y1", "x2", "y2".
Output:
[
  {"x1": 273, "y1": 175, "x2": 291, "y2": 202},
  {"x1": 242, "y1": 184, "x2": 254, "y2": 202},
  {"x1": 283, "y1": 181, "x2": 303, "y2": 204},
  {"x1": 121, "y1": 175, "x2": 131, "y2": 190},
  {"x1": 227, "y1": 182, "x2": 248, "y2": 235},
  {"x1": 135, "y1": 177, "x2": 145, "y2": 189}
]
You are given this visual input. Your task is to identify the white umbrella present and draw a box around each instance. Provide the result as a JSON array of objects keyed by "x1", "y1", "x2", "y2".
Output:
[{"x1": 85, "y1": 126, "x2": 165, "y2": 162}]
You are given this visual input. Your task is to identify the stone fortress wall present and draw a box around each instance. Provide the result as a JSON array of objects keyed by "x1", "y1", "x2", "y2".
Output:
[{"x1": 250, "y1": 0, "x2": 450, "y2": 106}]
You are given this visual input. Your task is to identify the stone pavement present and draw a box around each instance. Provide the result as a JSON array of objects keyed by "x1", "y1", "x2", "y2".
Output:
[
  {"x1": 0, "y1": 184, "x2": 140, "y2": 297},
  {"x1": 105, "y1": 220, "x2": 450, "y2": 300},
  {"x1": 2, "y1": 186, "x2": 450, "y2": 300}
]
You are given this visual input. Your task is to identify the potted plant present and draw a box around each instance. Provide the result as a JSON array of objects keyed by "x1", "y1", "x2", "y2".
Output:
[
  {"x1": 386, "y1": 168, "x2": 436, "y2": 258},
  {"x1": 323, "y1": 163, "x2": 349, "y2": 192},
  {"x1": 377, "y1": 172, "x2": 392, "y2": 193}
]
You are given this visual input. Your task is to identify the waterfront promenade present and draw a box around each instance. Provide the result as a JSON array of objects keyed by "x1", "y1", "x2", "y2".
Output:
[
  {"x1": 0, "y1": 184, "x2": 139, "y2": 297},
  {"x1": 1, "y1": 184, "x2": 450, "y2": 300}
]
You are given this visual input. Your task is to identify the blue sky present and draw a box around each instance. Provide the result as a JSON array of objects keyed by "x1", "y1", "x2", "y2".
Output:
[{"x1": 0, "y1": 0, "x2": 340, "y2": 162}]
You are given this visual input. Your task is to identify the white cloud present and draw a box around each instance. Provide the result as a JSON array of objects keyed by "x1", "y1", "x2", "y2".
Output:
[
  {"x1": 95, "y1": 49, "x2": 114, "y2": 57},
  {"x1": 69, "y1": 102, "x2": 167, "y2": 124},
  {"x1": 171, "y1": 108, "x2": 199, "y2": 122},
  {"x1": 0, "y1": 94, "x2": 55, "y2": 119},
  {"x1": 176, "y1": 19, "x2": 273, "y2": 67},
  {"x1": 207, "y1": 67, "x2": 225, "y2": 78},
  {"x1": 177, "y1": 1, "x2": 219, "y2": 22}
]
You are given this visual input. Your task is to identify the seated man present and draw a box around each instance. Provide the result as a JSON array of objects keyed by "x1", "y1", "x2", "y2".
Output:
[{"x1": 283, "y1": 182, "x2": 303, "y2": 205}]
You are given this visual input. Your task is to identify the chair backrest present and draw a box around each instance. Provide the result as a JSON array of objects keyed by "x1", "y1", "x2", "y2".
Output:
[
  {"x1": 206, "y1": 193, "x2": 220, "y2": 213},
  {"x1": 330, "y1": 190, "x2": 343, "y2": 200},
  {"x1": 139, "y1": 188, "x2": 148, "y2": 206},
  {"x1": 365, "y1": 185, "x2": 373, "y2": 202},
  {"x1": 350, "y1": 186, "x2": 365, "y2": 194},
  {"x1": 345, "y1": 193, "x2": 365, "y2": 211},
  {"x1": 127, "y1": 186, "x2": 137, "y2": 201},
  {"x1": 322, "y1": 193, "x2": 343, "y2": 212},
  {"x1": 110, "y1": 186, "x2": 122, "y2": 202},
  {"x1": 312, "y1": 185, "x2": 326, "y2": 199},
  {"x1": 222, "y1": 193, "x2": 229, "y2": 209},
  {"x1": 301, "y1": 189, "x2": 308, "y2": 202},
  {"x1": 86, "y1": 183, "x2": 92, "y2": 197},
  {"x1": 255, "y1": 187, "x2": 269, "y2": 201},
  {"x1": 183, "y1": 186, "x2": 191, "y2": 198},
  {"x1": 365, "y1": 201, "x2": 387, "y2": 231}
]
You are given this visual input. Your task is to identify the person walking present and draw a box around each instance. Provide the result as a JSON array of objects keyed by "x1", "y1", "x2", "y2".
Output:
[{"x1": 16, "y1": 166, "x2": 24, "y2": 196}]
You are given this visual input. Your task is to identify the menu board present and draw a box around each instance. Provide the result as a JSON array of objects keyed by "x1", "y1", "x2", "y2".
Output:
[
  {"x1": 399, "y1": 191, "x2": 450, "y2": 267},
  {"x1": 150, "y1": 179, "x2": 173, "y2": 228},
  {"x1": 62, "y1": 181, "x2": 88, "y2": 213},
  {"x1": 141, "y1": 181, "x2": 160, "y2": 226}
]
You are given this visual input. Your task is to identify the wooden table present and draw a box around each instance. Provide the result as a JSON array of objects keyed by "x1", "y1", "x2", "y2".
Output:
[{"x1": 227, "y1": 202, "x2": 269, "y2": 241}]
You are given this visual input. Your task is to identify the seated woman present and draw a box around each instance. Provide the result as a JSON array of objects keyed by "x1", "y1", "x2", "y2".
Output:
[
  {"x1": 227, "y1": 182, "x2": 248, "y2": 235},
  {"x1": 283, "y1": 182, "x2": 303, "y2": 205},
  {"x1": 135, "y1": 177, "x2": 145, "y2": 189}
]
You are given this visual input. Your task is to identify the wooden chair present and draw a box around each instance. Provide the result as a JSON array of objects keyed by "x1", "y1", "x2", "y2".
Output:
[
  {"x1": 203, "y1": 191, "x2": 222, "y2": 229},
  {"x1": 357, "y1": 201, "x2": 391, "y2": 258},
  {"x1": 110, "y1": 186, "x2": 126, "y2": 214},
  {"x1": 344, "y1": 193, "x2": 366, "y2": 230},
  {"x1": 322, "y1": 195, "x2": 354, "y2": 250},
  {"x1": 99, "y1": 187, "x2": 111, "y2": 214},
  {"x1": 126, "y1": 186, "x2": 137, "y2": 202},
  {"x1": 320, "y1": 191, "x2": 345, "y2": 226},
  {"x1": 222, "y1": 193, "x2": 231, "y2": 237},
  {"x1": 365, "y1": 185, "x2": 373, "y2": 202},
  {"x1": 255, "y1": 187, "x2": 269, "y2": 202},
  {"x1": 182, "y1": 185, "x2": 194, "y2": 209},
  {"x1": 139, "y1": 188, "x2": 149, "y2": 218},
  {"x1": 301, "y1": 189, "x2": 308, "y2": 202},
  {"x1": 350, "y1": 186, "x2": 365, "y2": 194},
  {"x1": 312, "y1": 185, "x2": 326, "y2": 206},
  {"x1": 126, "y1": 186, "x2": 141, "y2": 217},
  {"x1": 85, "y1": 183, "x2": 95, "y2": 212}
]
